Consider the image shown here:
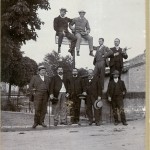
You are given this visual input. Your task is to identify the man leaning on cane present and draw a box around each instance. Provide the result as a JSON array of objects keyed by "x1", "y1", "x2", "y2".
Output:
[{"x1": 29, "y1": 65, "x2": 51, "y2": 128}]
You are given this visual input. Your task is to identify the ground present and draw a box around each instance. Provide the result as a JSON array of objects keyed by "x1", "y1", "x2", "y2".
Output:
[{"x1": 1, "y1": 111, "x2": 145, "y2": 150}]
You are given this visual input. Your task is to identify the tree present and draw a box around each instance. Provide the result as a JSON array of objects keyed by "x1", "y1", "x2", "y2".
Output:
[
  {"x1": 1, "y1": 0, "x2": 50, "y2": 99},
  {"x1": 41, "y1": 51, "x2": 73, "y2": 77},
  {"x1": 16, "y1": 56, "x2": 38, "y2": 87}
]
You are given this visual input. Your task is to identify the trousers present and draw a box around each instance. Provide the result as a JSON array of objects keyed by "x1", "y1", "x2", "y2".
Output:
[
  {"x1": 58, "y1": 32, "x2": 77, "y2": 51},
  {"x1": 86, "y1": 95, "x2": 101, "y2": 123},
  {"x1": 111, "y1": 95, "x2": 126, "y2": 123},
  {"x1": 53, "y1": 92, "x2": 67, "y2": 123},
  {"x1": 75, "y1": 33, "x2": 93, "y2": 51},
  {"x1": 34, "y1": 91, "x2": 48, "y2": 124}
]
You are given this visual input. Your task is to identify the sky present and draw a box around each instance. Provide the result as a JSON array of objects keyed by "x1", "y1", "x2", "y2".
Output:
[{"x1": 22, "y1": 0, "x2": 145, "y2": 69}]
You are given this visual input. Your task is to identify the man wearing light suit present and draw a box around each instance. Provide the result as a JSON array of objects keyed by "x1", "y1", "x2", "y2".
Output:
[
  {"x1": 29, "y1": 65, "x2": 51, "y2": 128},
  {"x1": 93, "y1": 38, "x2": 113, "y2": 89},
  {"x1": 50, "y1": 66, "x2": 70, "y2": 126}
]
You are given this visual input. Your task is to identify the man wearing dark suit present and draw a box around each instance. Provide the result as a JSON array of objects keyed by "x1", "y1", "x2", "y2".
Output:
[
  {"x1": 29, "y1": 65, "x2": 51, "y2": 128},
  {"x1": 50, "y1": 66, "x2": 70, "y2": 126},
  {"x1": 93, "y1": 38, "x2": 113, "y2": 89},
  {"x1": 109, "y1": 38, "x2": 128, "y2": 79},
  {"x1": 68, "y1": 68, "x2": 84, "y2": 124},
  {"x1": 54, "y1": 8, "x2": 77, "y2": 55},
  {"x1": 107, "y1": 70, "x2": 128, "y2": 126},
  {"x1": 82, "y1": 69, "x2": 103, "y2": 126}
]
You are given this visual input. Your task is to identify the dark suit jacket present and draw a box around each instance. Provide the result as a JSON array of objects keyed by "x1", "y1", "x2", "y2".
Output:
[
  {"x1": 68, "y1": 76, "x2": 84, "y2": 95},
  {"x1": 53, "y1": 16, "x2": 72, "y2": 34},
  {"x1": 109, "y1": 47, "x2": 128, "y2": 68},
  {"x1": 93, "y1": 46, "x2": 113, "y2": 66},
  {"x1": 29, "y1": 75, "x2": 51, "y2": 101},
  {"x1": 107, "y1": 79, "x2": 127, "y2": 98},
  {"x1": 83, "y1": 76, "x2": 102, "y2": 99},
  {"x1": 50, "y1": 75, "x2": 70, "y2": 98},
  {"x1": 29, "y1": 75, "x2": 51, "y2": 93}
]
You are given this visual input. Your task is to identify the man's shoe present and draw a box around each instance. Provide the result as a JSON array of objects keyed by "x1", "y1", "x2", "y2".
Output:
[
  {"x1": 95, "y1": 122, "x2": 101, "y2": 126},
  {"x1": 60, "y1": 122, "x2": 68, "y2": 125},
  {"x1": 89, "y1": 122, "x2": 93, "y2": 125},
  {"x1": 32, "y1": 123, "x2": 38, "y2": 129},
  {"x1": 68, "y1": 49, "x2": 74, "y2": 56},
  {"x1": 58, "y1": 47, "x2": 61, "y2": 53},
  {"x1": 122, "y1": 122, "x2": 128, "y2": 126},
  {"x1": 89, "y1": 51, "x2": 94, "y2": 57},
  {"x1": 41, "y1": 122, "x2": 47, "y2": 128},
  {"x1": 114, "y1": 121, "x2": 119, "y2": 126},
  {"x1": 54, "y1": 121, "x2": 58, "y2": 126},
  {"x1": 77, "y1": 51, "x2": 80, "y2": 56}
]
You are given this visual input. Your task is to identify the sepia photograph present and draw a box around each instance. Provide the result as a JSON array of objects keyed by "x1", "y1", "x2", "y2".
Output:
[{"x1": 1, "y1": 0, "x2": 149, "y2": 150}]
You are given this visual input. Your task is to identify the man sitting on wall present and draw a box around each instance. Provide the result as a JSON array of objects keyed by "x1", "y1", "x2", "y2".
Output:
[{"x1": 53, "y1": 8, "x2": 77, "y2": 56}]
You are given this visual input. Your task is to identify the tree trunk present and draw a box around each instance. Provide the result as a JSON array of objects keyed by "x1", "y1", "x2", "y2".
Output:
[{"x1": 8, "y1": 83, "x2": 11, "y2": 101}]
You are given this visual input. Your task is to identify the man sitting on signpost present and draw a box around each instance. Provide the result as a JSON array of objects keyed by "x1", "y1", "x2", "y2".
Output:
[
  {"x1": 53, "y1": 8, "x2": 77, "y2": 56},
  {"x1": 69, "y1": 10, "x2": 94, "y2": 56}
]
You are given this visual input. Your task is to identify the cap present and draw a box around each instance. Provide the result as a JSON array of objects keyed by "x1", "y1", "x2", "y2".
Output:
[
  {"x1": 78, "y1": 10, "x2": 86, "y2": 13},
  {"x1": 112, "y1": 70, "x2": 120, "y2": 75},
  {"x1": 60, "y1": 8, "x2": 68, "y2": 12},
  {"x1": 38, "y1": 65, "x2": 46, "y2": 71}
]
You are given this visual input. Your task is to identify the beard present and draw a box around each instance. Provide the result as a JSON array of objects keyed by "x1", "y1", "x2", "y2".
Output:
[{"x1": 58, "y1": 72, "x2": 63, "y2": 75}]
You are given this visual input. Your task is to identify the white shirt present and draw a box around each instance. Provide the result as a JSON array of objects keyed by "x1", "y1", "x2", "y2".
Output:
[
  {"x1": 58, "y1": 75, "x2": 66, "y2": 92},
  {"x1": 114, "y1": 78, "x2": 119, "y2": 83},
  {"x1": 115, "y1": 46, "x2": 120, "y2": 51},
  {"x1": 99, "y1": 45, "x2": 104, "y2": 50},
  {"x1": 39, "y1": 75, "x2": 44, "y2": 81}
]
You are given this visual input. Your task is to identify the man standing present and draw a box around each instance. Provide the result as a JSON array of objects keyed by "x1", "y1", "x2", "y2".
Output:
[
  {"x1": 93, "y1": 38, "x2": 113, "y2": 89},
  {"x1": 107, "y1": 70, "x2": 128, "y2": 126},
  {"x1": 109, "y1": 38, "x2": 128, "y2": 79},
  {"x1": 68, "y1": 68, "x2": 84, "y2": 124},
  {"x1": 50, "y1": 66, "x2": 70, "y2": 126},
  {"x1": 83, "y1": 69, "x2": 102, "y2": 126},
  {"x1": 29, "y1": 65, "x2": 51, "y2": 128},
  {"x1": 70, "y1": 10, "x2": 94, "y2": 56},
  {"x1": 53, "y1": 8, "x2": 77, "y2": 55}
]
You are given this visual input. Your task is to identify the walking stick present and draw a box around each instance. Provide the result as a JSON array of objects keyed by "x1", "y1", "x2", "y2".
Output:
[
  {"x1": 48, "y1": 98, "x2": 51, "y2": 128},
  {"x1": 110, "y1": 102, "x2": 112, "y2": 123}
]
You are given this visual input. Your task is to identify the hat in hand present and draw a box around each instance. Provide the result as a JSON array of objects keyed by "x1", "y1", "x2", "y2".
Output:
[{"x1": 94, "y1": 99, "x2": 103, "y2": 109}]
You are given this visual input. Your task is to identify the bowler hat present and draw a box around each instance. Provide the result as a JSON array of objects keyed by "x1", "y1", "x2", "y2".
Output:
[
  {"x1": 112, "y1": 70, "x2": 119, "y2": 75},
  {"x1": 78, "y1": 10, "x2": 86, "y2": 13},
  {"x1": 38, "y1": 65, "x2": 46, "y2": 71},
  {"x1": 94, "y1": 99, "x2": 103, "y2": 109},
  {"x1": 60, "y1": 8, "x2": 68, "y2": 12}
]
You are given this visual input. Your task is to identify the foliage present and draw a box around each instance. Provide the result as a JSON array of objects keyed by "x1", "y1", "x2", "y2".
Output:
[
  {"x1": 41, "y1": 51, "x2": 73, "y2": 77},
  {"x1": 1, "y1": 0, "x2": 50, "y2": 86}
]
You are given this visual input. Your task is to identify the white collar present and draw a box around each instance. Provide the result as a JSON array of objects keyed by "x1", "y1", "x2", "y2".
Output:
[
  {"x1": 60, "y1": 15, "x2": 65, "y2": 18},
  {"x1": 115, "y1": 46, "x2": 120, "y2": 50},
  {"x1": 58, "y1": 74, "x2": 63, "y2": 79},
  {"x1": 114, "y1": 78, "x2": 118, "y2": 83}
]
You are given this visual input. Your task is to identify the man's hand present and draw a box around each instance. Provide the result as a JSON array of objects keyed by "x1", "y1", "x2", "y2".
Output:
[
  {"x1": 98, "y1": 96, "x2": 101, "y2": 100},
  {"x1": 66, "y1": 93, "x2": 69, "y2": 98},
  {"x1": 122, "y1": 91, "x2": 126, "y2": 95},
  {"x1": 82, "y1": 92, "x2": 87, "y2": 96},
  {"x1": 114, "y1": 52, "x2": 119, "y2": 56},
  {"x1": 50, "y1": 94, "x2": 54, "y2": 99},
  {"x1": 108, "y1": 97, "x2": 111, "y2": 102}
]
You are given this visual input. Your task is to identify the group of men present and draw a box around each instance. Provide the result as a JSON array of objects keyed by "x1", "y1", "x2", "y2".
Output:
[
  {"x1": 29, "y1": 46, "x2": 128, "y2": 128},
  {"x1": 29, "y1": 8, "x2": 129, "y2": 128},
  {"x1": 54, "y1": 8, "x2": 94, "y2": 56}
]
